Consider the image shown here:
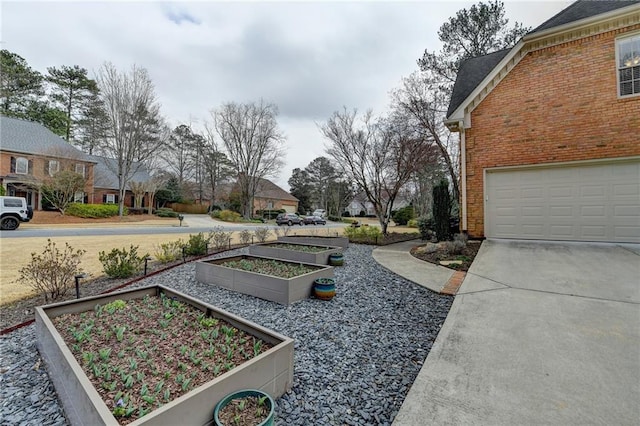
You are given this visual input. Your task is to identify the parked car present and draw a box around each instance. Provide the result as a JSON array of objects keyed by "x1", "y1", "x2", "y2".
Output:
[
  {"x1": 303, "y1": 215, "x2": 327, "y2": 225},
  {"x1": 0, "y1": 196, "x2": 33, "y2": 230},
  {"x1": 275, "y1": 213, "x2": 304, "y2": 226},
  {"x1": 312, "y1": 209, "x2": 327, "y2": 218}
]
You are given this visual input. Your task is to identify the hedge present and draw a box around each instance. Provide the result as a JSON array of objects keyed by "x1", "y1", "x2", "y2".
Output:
[{"x1": 66, "y1": 203, "x2": 123, "y2": 218}]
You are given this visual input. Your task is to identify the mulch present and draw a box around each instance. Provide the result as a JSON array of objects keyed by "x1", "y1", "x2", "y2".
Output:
[{"x1": 410, "y1": 241, "x2": 482, "y2": 272}]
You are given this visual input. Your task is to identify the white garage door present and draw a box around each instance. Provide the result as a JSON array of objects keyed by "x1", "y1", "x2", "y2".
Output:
[{"x1": 485, "y1": 160, "x2": 640, "y2": 243}]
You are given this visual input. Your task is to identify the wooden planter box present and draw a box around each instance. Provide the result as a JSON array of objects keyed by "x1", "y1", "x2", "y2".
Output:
[
  {"x1": 277, "y1": 235, "x2": 349, "y2": 249},
  {"x1": 196, "y1": 254, "x2": 334, "y2": 305},
  {"x1": 35, "y1": 285, "x2": 294, "y2": 426},
  {"x1": 248, "y1": 242, "x2": 342, "y2": 265}
]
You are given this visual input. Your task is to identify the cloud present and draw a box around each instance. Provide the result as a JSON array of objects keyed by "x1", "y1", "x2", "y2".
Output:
[
  {"x1": 2, "y1": 0, "x2": 571, "y2": 190},
  {"x1": 162, "y1": 4, "x2": 201, "y2": 26}
]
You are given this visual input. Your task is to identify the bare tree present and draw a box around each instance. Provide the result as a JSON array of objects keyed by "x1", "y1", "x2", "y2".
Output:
[
  {"x1": 391, "y1": 72, "x2": 459, "y2": 201},
  {"x1": 203, "y1": 122, "x2": 235, "y2": 211},
  {"x1": 38, "y1": 145, "x2": 90, "y2": 214},
  {"x1": 321, "y1": 108, "x2": 438, "y2": 234},
  {"x1": 144, "y1": 176, "x2": 165, "y2": 214},
  {"x1": 95, "y1": 62, "x2": 166, "y2": 216},
  {"x1": 211, "y1": 100, "x2": 285, "y2": 219}
]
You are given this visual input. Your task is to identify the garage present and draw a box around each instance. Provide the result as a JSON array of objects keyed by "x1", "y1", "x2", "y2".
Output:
[{"x1": 485, "y1": 160, "x2": 640, "y2": 243}]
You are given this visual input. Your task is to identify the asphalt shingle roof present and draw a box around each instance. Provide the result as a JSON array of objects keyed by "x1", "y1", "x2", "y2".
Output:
[
  {"x1": 255, "y1": 177, "x2": 298, "y2": 202},
  {"x1": 446, "y1": 0, "x2": 640, "y2": 119},
  {"x1": 91, "y1": 155, "x2": 151, "y2": 190},
  {"x1": 0, "y1": 115, "x2": 92, "y2": 160},
  {"x1": 531, "y1": 0, "x2": 639, "y2": 34},
  {"x1": 446, "y1": 49, "x2": 510, "y2": 118}
]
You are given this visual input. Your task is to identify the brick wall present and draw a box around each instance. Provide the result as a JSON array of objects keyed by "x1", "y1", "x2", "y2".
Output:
[{"x1": 465, "y1": 26, "x2": 640, "y2": 238}]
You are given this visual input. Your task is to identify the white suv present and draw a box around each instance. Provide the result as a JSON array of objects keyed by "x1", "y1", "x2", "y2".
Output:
[{"x1": 0, "y1": 196, "x2": 33, "y2": 230}]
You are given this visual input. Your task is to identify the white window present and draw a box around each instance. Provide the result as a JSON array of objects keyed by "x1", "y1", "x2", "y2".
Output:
[
  {"x1": 267, "y1": 201, "x2": 274, "y2": 209},
  {"x1": 48, "y1": 160, "x2": 60, "y2": 176},
  {"x1": 15, "y1": 157, "x2": 28, "y2": 174},
  {"x1": 106, "y1": 194, "x2": 116, "y2": 203},
  {"x1": 617, "y1": 33, "x2": 640, "y2": 97},
  {"x1": 75, "y1": 163, "x2": 85, "y2": 178},
  {"x1": 74, "y1": 191, "x2": 84, "y2": 203}
]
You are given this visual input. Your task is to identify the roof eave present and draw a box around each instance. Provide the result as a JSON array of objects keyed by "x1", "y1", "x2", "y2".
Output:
[
  {"x1": 444, "y1": 2, "x2": 640, "y2": 131},
  {"x1": 523, "y1": 2, "x2": 640, "y2": 43}
]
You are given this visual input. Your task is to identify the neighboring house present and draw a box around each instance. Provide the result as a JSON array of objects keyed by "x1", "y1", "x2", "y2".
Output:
[
  {"x1": 252, "y1": 177, "x2": 299, "y2": 214},
  {"x1": 445, "y1": 0, "x2": 640, "y2": 243},
  {"x1": 346, "y1": 192, "x2": 412, "y2": 217},
  {"x1": 90, "y1": 155, "x2": 152, "y2": 208},
  {"x1": 0, "y1": 116, "x2": 96, "y2": 210}
]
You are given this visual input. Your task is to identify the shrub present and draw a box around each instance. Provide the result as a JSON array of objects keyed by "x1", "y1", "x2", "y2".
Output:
[
  {"x1": 218, "y1": 209, "x2": 242, "y2": 222},
  {"x1": 432, "y1": 180, "x2": 451, "y2": 241},
  {"x1": 253, "y1": 227, "x2": 271, "y2": 243},
  {"x1": 154, "y1": 207, "x2": 179, "y2": 218},
  {"x1": 18, "y1": 239, "x2": 86, "y2": 302},
  {"x1": 185, "y1": 232, "x2": 211, "y2": 256},
  {"x1": 407, "y1": 219, "x2": 418, "y2": 228},
  {"x1": 342, "y1": 211, "x2": 351, "y2": 217},
  {"x1": 344, "y1": 225, "x2": 382, "y2": 243},
  {"x1": 210, "y1": 209, "x2": 222, "y2": 219},
  {"x1": 417, "y1": 216, "x2": 435, "y2": 240},
  {"x1": 238, "y1": 229, "x2": 252, "y2": 245},
  {"x1": 327, "y1": 215, "x2": 341, "y2": 222},
  {"x1": 393, "y1": 206, "x2": 415, "y2": 226},
  {"x1": 153, "y1": 240, "x2": 184, "y2": 263},
  {"x1": 210, "y1": 226, "x2": 232, "y2": 250},
  {"x1": 358, "y1": 210, "x2": 365, "y2": 217},
  {"x1": 67, "y1": 203, "x2": 121, "y2": 218},
  {"x1": 99, "y1": 245, "x2": 146, "y2": 278}
]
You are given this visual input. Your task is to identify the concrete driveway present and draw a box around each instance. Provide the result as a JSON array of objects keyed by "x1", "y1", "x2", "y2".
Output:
[{"x1": 394, "y1": 239, "x2": 640, "y2": 425}]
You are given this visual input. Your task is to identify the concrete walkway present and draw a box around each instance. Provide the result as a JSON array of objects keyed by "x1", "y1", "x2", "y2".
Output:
[
  {"x1": 372, "y1": 240, "x2": 458, "y2": 294},
  {"x1": 389, "y1": 239, "x2": 640, "y2": 426}
]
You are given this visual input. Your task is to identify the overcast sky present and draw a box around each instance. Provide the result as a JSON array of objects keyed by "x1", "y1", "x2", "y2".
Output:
[{"x1": 2, "y1": 0, "x2": 571, "y2": 190}]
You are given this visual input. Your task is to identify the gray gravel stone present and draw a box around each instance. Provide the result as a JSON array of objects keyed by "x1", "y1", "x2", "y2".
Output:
[{"x1": 0, "y1": 244, "x2": 452, "y2": 425}]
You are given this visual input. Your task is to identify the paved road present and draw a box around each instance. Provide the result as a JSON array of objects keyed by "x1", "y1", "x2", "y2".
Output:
[{"x1": 0, "y1": 223, "x2": 345, "y2": 239}]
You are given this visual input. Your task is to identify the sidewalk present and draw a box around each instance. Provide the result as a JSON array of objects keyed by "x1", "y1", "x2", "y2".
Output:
[{"x1": 372, "y1": 240, "x2": 465, "y2": 295}]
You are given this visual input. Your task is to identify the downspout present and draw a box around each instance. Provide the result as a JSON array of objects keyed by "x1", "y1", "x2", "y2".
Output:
[{"x1": 460, "y1": 124, "x2": 467, "y2": 233}]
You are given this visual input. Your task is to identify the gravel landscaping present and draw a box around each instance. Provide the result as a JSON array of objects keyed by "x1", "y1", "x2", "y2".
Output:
[{"x1": 0, "y1": 244, "x2": 453, "y2": 425}]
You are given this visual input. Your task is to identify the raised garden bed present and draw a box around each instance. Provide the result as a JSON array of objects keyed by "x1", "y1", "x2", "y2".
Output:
[
  {"x1": 277, "y1": 235, "x2": 349, "y2": 249},
  {"x1": 35, "y1": 285, "x2": 294, "y2": 426},
  {"x1": 196, "y1": 255, "x2": 334, "y2": 305},
  {"x1": 249, "y1": 242, "x2": 342, "y2": 265}
]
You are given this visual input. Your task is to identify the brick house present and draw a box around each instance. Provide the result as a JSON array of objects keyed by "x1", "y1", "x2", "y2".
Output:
[
  {"x1": 445, "y1": 0, "x2": 640, "y2": 243},
  {"x1": 91, "y1": 155, "x2": 152, "y2": 208},
  {"x1": 0, "y1": 116, "x2": 96, "y2": 209},
  {"x1": 252, "y1": 177, "x2": 299, "y2": 214}
]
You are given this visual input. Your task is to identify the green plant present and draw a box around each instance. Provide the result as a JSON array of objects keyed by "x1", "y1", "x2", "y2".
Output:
[
  {"x1": 218, "y1": 209, "x2": 241, "y2": 222},
  {"x1": 407, "y1": 218, "x2": 418, "y2": 228},
  {"x1": 433, "y1": 180, "x2": 451, "y2": 241},
  {"x1": 393, "y1": 205, "x2": 415, "y2": 226},
  {"x1": 66, "y1": 203, "x2": 123, "y2": 218},
  {"x1": 99, "y1": 245, "x2": 146, "y2": 278},
  {"x1": 183, "y1": 233, "x2": 211, "y2": 256},
  {"x1": 343, "y1": 225, "x2": 382, "y2": 243},
  {"x1": 18, "y1": 239, "x2": 86, "y2": 302},
  {"x1": 153, "y1": 240, "x2": 184, "y2": 263},
  {"x1": 104, "y1": 299, "x2": 127, "y2": 314},
  {"x1": 154, "y1": 207, "x2": 179, "y2": 218},
  {"x1": 417, "y1": 216, "x2": 434, "y2": 240},
  {"x1": 252, "y1": 227, "x2": 271, "y2": 243}
]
